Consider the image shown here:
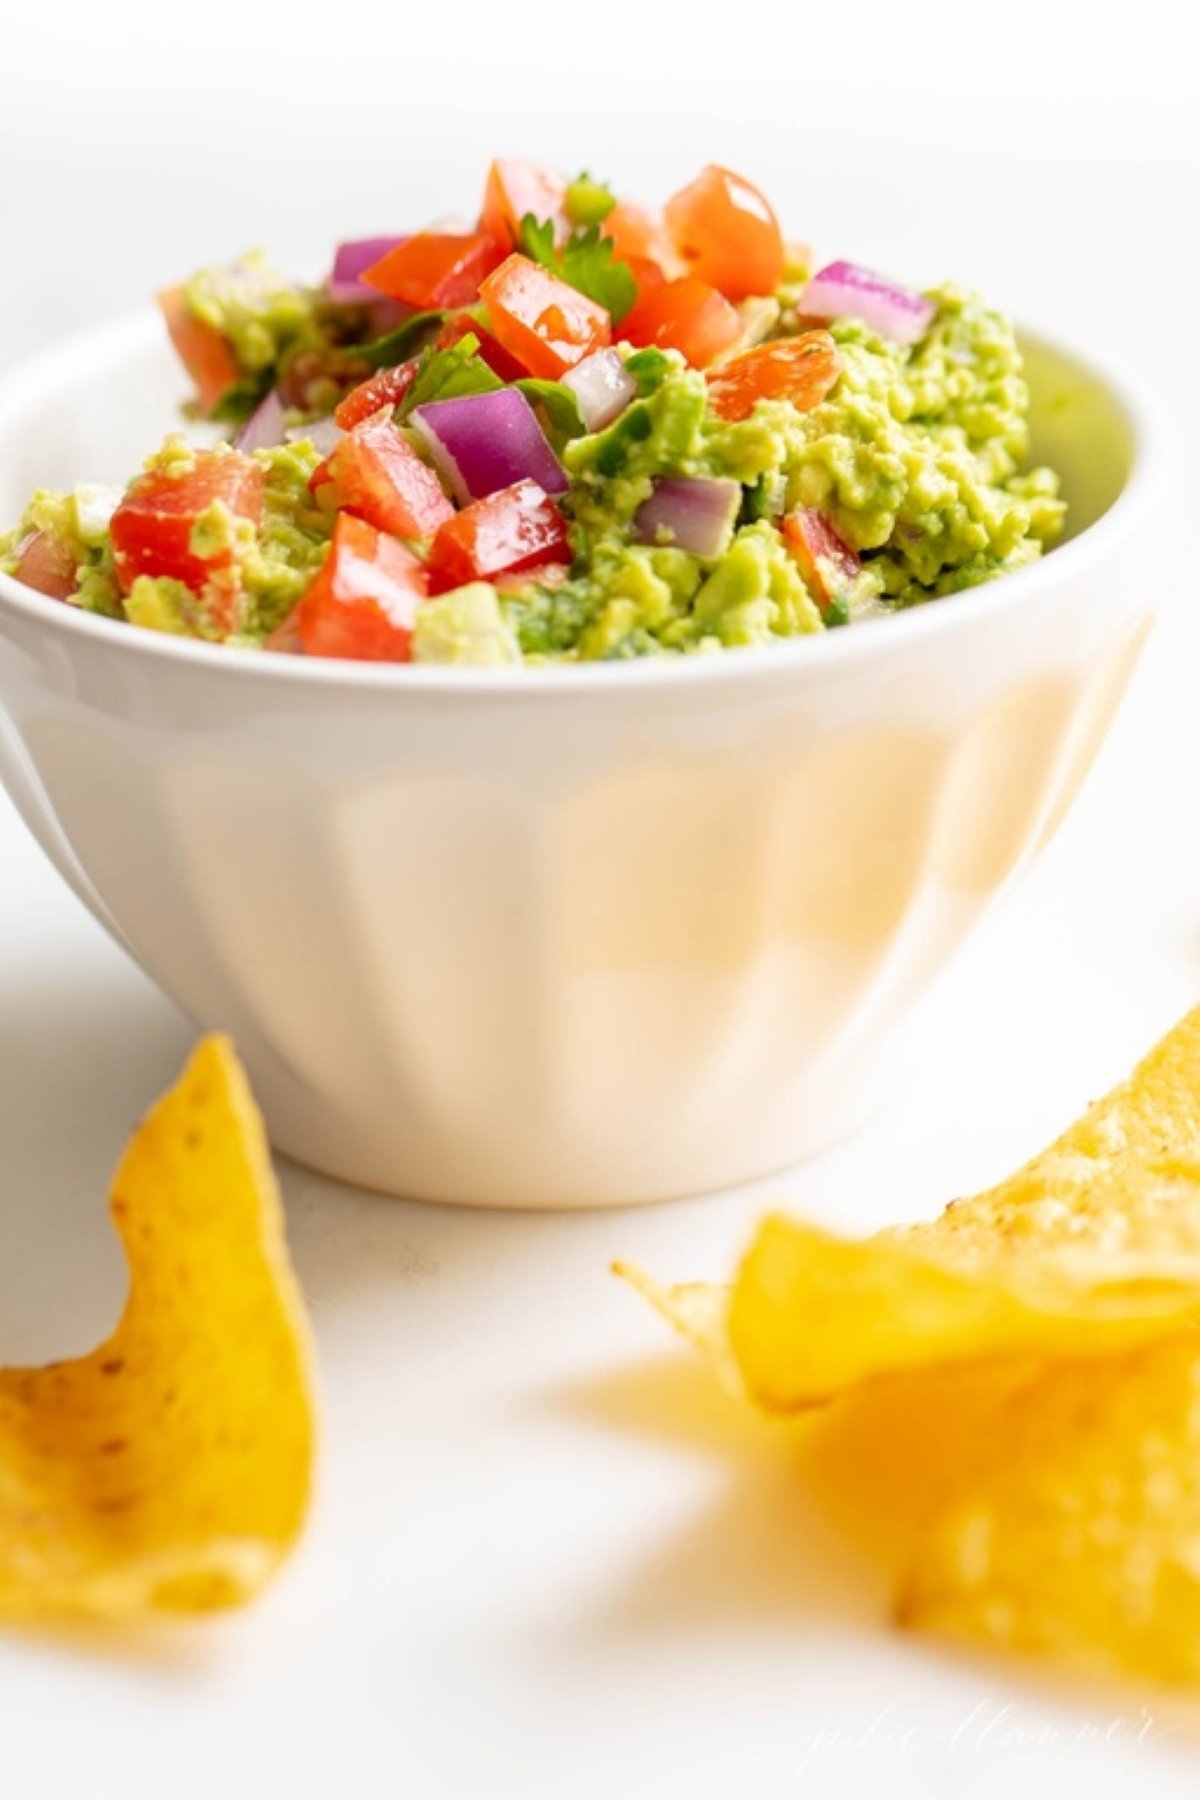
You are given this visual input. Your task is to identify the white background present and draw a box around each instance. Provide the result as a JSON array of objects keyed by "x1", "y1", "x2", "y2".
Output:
[{"x1": 2, "y1": 2, "x2": 1200, "y2": 1794}]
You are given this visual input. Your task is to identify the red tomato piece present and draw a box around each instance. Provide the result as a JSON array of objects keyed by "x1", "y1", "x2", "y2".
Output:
[
  {"x1": 294, "y1": 513, "x2": 427, "y2": 661},
  {"x1": 619, "y1": 276, "x2": 742, "y2": 368},
  {"x1": 157, "y1": 285, "x2": 239, "y2": 415},
  {"x1": 478, "y1": 254, "x2": 611, "y2": 379},
  {"x1": 109, "y1": 451, "x2": 263, "y2": 595},
  {"x1": 604, "y1": 201, "x2": 671, "y2": 267},
  {"x1": 427, "y1": 479, "x2": 570, "y2": 595},
  {"x1": 311, "y1": 410, "x2": 453, "y2": 538},
  {"x1": 334, "y1": 360, "x2": 420, "y2": 431},
  {"x1": 706, "y1": 331, "x2": 842, "y2": 422},
  {"x1": 625, "y1": 254, "x2": 668, "y2": 307},
  {"x1": 664, "y1": 165, "x2": 785, "y2": 302},
  {"x1": 481, "y1": 159, "x2": 567, "y2": 248},
  {"x1": 782, "y1": 508, "x2": 863, "y2": 618},
  {"x1": 435, "y1": 312, "x2": 528, "y2": 383},
  {"x1": 362, "y1": 232, "x2": 504, "y2": 311},
  {"x1": 12, "y1": 530, "x2": 79, "y2": 600}
]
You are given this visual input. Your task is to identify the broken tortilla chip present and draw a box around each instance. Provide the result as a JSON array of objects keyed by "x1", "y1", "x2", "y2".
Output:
[
  {"x1": 0, "y1": 1037, "x2": 316, "y2": 1619},
  {"x1": 621, "y1": 1004, "x2": 1200, "y2": 1683}
]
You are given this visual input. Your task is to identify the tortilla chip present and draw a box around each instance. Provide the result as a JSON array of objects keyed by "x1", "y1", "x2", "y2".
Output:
[
  {"x1": 628, "y1": 1009, "x2": 1200, "y2": 1411},
  {"x1": 896, "y1": 1336, "x2": 1200, "y2": 1683},
  {"x1": 0, "y1": 1037, "x2": 316, "y2": 1619},
  {"x1": 619, "y1": 1005, "x2": 1200, "y2": 1682},
  {"x1": 728, "y1": 1192, "x2": 1200, "y2": 1413}
]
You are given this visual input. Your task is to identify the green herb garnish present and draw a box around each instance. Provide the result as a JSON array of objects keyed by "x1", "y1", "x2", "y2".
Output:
[{"x1": 518, "y1": 216, "x2": 637, "y2": 325}]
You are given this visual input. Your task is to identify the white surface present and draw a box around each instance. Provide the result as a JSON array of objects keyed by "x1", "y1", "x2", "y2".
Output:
[{"x1": 2, "y1": 2, "x2": 1200, "y2": 1793}]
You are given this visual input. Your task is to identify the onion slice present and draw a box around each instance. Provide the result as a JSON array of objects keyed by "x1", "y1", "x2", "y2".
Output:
[
  {"x1": 285, "y1": 416, "x2": 344, "y2": 456},
  {"x1": 236, "y1": 388, "x2": 288, "y2": 452},
  {"x1": 411, "y1": 389, "x2": 567, "y2": 503},
  {"x1": 799, "y1": 260, "x2": 935, "y2": 346},
  {"x1": 329, "y1": 237, "x2": 407, "y2": 305},
  {"x1": 634, "y1": 478, "x2": 741, "y2": 559},
  {"x1": 561, "y1": 350, "x2": 637, "y2": 432}
]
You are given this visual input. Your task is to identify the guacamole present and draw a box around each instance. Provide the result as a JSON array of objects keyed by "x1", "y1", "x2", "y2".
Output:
[{"x1": 1, "y1": 160, "x2": 1064, "y2": 666}]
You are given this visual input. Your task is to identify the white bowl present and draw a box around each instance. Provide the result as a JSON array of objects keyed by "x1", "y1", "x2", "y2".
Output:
[{"x1": 0, "y1": 311, "x2": 1175, "y2": 1206}]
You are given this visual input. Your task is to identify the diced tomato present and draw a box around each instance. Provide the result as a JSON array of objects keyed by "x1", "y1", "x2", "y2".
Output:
[
  {"x1": 157, "y1": 285, "x2": 239, "y2": 415},
  {"x1": 782, "y1": 508, "x2": 863, "y2": 618},
  {"x1": 435, "y1": 312, "x2": 528, "y2": 382},
  {"x1": 624, "y1": 254, "x2": 668, "y2": 307},
  {"x1": 334, "y1": 360, "x2": 420, "y2": 431},
  {"x1": 310, "y1": 409, "x2": 453, "y2": 538},
  {"x1": 294, "y1": 513, "x2": 427, "y2": 661},
  {"x1": 706, "y1": 330, "x2": 842, "y2": 422},
  {"x1": 481, "y1": 159, "x2": 567, "y2": 248},
  {"x1": 619, "y1": 276, "x2": 741, "y2": 368},
  {"x1": 478, "y1": 254, "x2": 611, "y2": 379},
  {"x1": 109, "y1": 451, "x2": 263, "y2": 596},
  {"x1": 604, "y1": 201, "x2": 668, "y2": 266},
  {"x1": 427, "y1": 479, "x2": 570, "y2": 594},
  {"x1": 362, "y1": 232, "x2": 504, "y2": 311},
  {"x1": 664, "y1": 165, "x2": 785, "y2": 303},
  {"x1": 12, "y1": 530, "x2": 79, "y2": 600}
]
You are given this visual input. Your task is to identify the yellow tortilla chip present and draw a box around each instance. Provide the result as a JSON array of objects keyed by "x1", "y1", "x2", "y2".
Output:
[
  {"x1": 728, "y1": 1194, "x2": 1200, "y2": 1413},
  {"x1": 628, "y1": 1008, "x2": 1200, "y2": 1411},
  {"x1": 895, "y1": 1336, "x2": 1200, "y2": 1683},
  {"x1": 0, "y1": 1037, "x2": 316, "y2": 1619},
  {"x1": 620, "y1": 1004, "x2": 1200, "y2": 1682}
]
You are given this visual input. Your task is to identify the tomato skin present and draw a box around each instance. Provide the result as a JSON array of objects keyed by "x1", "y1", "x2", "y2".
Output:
[
  {"x1": 362, "y1": 232, "x2": 504, "y2": 310},
  {"x1": 427, "y1": 479, "x2": 569, "y2": 594},
  {"x1": 110, "y1": 451, "x2": 264, "y2": 595},
  {"x1": 334, "y1": 361, "x2": 420, "y2": 431},
  {"x1": 664, "y1": 165, "x2": 785, "y2": 302},
  {"x1": 157, "y1": 285, "x2": 239, "y2": 415},
  {"x1": 782, "y1": 507, "x2": 863, "y2": 617},
  {"x1": 478, "y1": 254, "x2": 612, "y2": 379},
  {"x1": 435, "y1": 312, "x2": 528, "y2": 382},
  {"x1": 294, "y1": 513, "x2": 427, "y2": 661},
  {"x1": 625, "y1": 254, "x2": 668, "y2": 307},
  {"x1": 12, "y1": 530, "x2": 79, "y2": 600},
  {"x1": 311, "y1": 410, "x2": 453, "y2": 538},
  {"x1": 619, "y1": 276, "x2": 741, "y2": 368},
  {"x1": 481, "y1": 159, "x2": 567, "y2": 248},
  {"x1": 706, "y1": 330, "x2": 842, "y2": 422}
]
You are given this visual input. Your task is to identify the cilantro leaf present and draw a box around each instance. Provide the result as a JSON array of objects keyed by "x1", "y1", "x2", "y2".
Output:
[
  {"x1": 517, "y1": 215, "x2": 637, "y2": 326},
  {"x1": 395, "y1": 333, "x2": 502, "y2": 420},
  {"x1": 514, "y1": 378, "x2": 587, "y2": 440},
  {"x1": 564, "y1": 172, "x2": 617, "y2": 229},
  {"x1": 351, "y1": 311, "x2": 445, "y2": 372}
]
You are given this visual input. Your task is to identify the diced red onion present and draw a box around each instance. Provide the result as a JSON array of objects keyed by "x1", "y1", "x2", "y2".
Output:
[
  {"x1": 236, "y1": 387, "x2": 288, "y2": 452},
  {"x1": 410, "y1": 389, "x2": 567, "y2": 503},
  {"x1": 285, "y1": 416, "x2": 344, "y2": 456},
  {"x1": 561, "y1": 349, "x2": 637, "y2": 432},
  {"x1": 634, "y1": 478, "x2": 741, "y2": 559},
  {"x1": 799, "y1": 260, "x2": 935, "y2": 346},
  {"x1": 328, "y1": 237, "x2": 407, "y2": 305}
]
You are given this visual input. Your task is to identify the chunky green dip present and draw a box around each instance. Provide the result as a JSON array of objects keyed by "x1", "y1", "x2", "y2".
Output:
[{"x1": 1, "y1": 164, "x2": 1065, "y2": 666}]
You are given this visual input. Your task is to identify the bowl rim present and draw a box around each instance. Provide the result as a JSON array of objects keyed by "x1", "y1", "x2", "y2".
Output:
[{"x1": 0, "y1": 307, "x2": 1175, "y2": 696}]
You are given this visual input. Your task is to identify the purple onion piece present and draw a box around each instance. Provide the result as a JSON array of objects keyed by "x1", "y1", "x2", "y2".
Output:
[
  {"x1": 284, "y1": 416, "x2": 344, "y2": 456},
  {"x1": 235, "y1": 387, "x2": 288, "y2": 453},
  {"x1": 328, "y1": 236, "x2": 408, "y2": 304},
  {"x1": 634, "y1": 478, "x2": 741, "y2": 560},
  {"x1": 799, "y1": 260, "x2": 935, "y2": 346},
  {"x1": 561, "y1": 349, "x2": 637, "y2": 432},
  {"x1": 411, "y1": 388, "x2": 567, "y2": 503}
]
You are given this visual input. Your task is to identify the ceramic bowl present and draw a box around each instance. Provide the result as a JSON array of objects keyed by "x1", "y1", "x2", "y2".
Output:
[{"x1": 0, "y1": 313, "x2": 1174, "y2": 1205}]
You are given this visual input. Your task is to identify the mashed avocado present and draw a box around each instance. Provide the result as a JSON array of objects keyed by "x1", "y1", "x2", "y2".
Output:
[{"x1": 1, "y1": 260, "x2": 1064, "y2": 665}]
